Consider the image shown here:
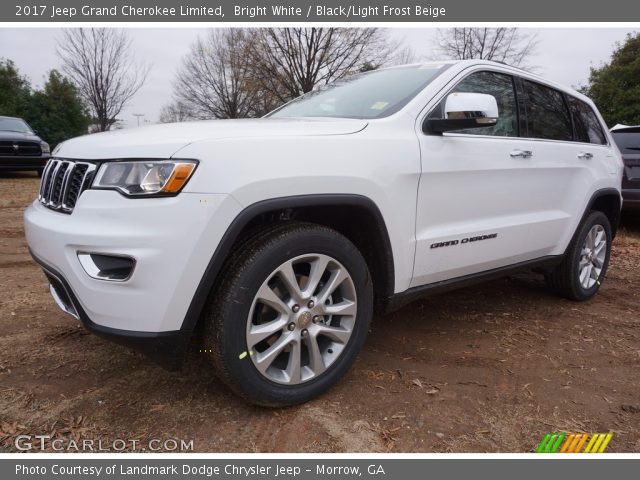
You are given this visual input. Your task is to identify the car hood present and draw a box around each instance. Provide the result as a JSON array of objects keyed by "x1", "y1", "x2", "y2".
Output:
[
  {"x1": 54, "y1": 118, "x2": 368, "y2": 160},
  {"x1": 0, "y1": 131, "x2": 41, "y2": 142}
]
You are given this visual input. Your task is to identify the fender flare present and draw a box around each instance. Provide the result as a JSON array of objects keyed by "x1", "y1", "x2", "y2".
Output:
[
  {"x1": 568, "y1": 188, "x2": 622, "y2": 249},
  {"x1": 180, "y1": 194, "x2": 395, "y2": 336}
]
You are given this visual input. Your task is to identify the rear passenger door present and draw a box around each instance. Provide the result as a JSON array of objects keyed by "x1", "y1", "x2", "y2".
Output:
[{"x1": 520, "y1": 80, "x2": 612, "y2": 252}]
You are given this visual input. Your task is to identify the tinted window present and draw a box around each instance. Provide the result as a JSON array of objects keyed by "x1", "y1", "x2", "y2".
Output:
[
  {"x1": 568, "y1": 97, "x2": 607, "y2": 145},
  {"x1": 433, "y1": 71, "x2": 518, "y2": 137},
  {"x1": 612, "y1": 130, "x2": 640, "y2": 154},
  {"x1": 0, "y1": 117, "x2": 33, "y2": 134},
  {"x1": 270, "y1": 65, "x2": 449, "y2": 119},
  {"x1": 523, "y1": 81, "x2": 572, "y2": 141}
]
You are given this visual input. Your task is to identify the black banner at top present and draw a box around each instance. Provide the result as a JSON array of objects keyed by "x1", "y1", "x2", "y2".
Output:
[{"x1": 4, "y1": 0, "x2": 640, "y2": 22}]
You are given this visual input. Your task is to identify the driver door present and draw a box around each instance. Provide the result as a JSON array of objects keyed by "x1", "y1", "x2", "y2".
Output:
[{"x1": 412, "y1": 70, "x2": 571, "y2": 287}]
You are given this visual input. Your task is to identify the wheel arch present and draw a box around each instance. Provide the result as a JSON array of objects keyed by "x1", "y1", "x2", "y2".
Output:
[
  {"x1": 181, "y1": 194, "x2": 395, "y2": 338},
  {"x1": 584, "y1": 188, "x2": 622, "y2": 239},
  {"x1": 564, "y1": 188, "x2": 621, "y2": 257}
]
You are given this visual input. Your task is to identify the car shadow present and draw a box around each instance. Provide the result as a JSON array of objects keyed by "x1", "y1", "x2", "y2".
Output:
[
  {"x1": 0, "y1": 171, "x2": 40, "y2": 180},
  {"x1": 620, "y1": 212, "x2": 640, "y2": 235}
]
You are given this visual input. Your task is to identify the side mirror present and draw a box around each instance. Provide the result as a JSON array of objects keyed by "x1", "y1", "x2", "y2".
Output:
[{"x1": 424, "y1": 92, "x2": 499, "y2": 134}]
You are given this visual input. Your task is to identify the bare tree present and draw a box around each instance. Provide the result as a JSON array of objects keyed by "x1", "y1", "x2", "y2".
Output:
[
  {"x1": 391, "y1": 45, "x2": 418, "y2": 66},
  {"x1": 57, "y1": 28, "x2": 149, "y2": 131},
  {"x1": 248, "y1": 28, "x2": 397, "y2": 104},
  {"x1": 173, "y1": 28, "x2": 413, "y2": 119},
  {"x1": 434, "y1": 28, "x2": 538, "y2": 68},
  {"x1": 174, "y1": 29, "x2": 273, "y2": 119},
  {"x1": 159, "y1": 100, "x2": 193, "y2": 123}
]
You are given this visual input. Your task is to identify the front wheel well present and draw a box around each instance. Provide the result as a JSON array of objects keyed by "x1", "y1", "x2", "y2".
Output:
[
  {"x1": 232, "y1": 197, "x2": 395, "y2": 310},
  {"x1": 184, "y1": 195, "x2": 395, "y2": 341}
]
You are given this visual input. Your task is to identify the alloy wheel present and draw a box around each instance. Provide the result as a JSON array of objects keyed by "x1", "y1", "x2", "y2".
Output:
[
  {"x1": 578, "y1": 224, "x2": 607, "y2": 289},
  {"x1": 245, "y1": 253, "x2": 358, "y2": 385}
]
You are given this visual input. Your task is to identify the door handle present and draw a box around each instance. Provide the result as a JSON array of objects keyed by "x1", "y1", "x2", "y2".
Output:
[
  {"x1": 577, "y1": 152, "x2": 594, "y2": 160},
  {"x1": 510, "y1": 149, "x2": 533, "y2": 158}
]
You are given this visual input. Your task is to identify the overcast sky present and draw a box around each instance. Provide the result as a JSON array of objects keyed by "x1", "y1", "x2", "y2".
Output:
[{"x1": 0, "y1": 28, "x2": 636, "y2": 128}]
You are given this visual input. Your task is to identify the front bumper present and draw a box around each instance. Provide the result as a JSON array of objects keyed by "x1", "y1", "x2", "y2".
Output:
[
  {"x1": 0, "y1": 155, "x2": 49, "y2": 170},
  {"x1": 24, "y1": 190, "x2": 242, "y2": 365},
  {"x1": 31, "y1": 253, "x2": 188, "y2": 370}
]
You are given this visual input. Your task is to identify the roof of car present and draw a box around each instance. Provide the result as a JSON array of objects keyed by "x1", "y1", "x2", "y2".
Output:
[
  {"x1": 611, "y1": 124, "x2": 640, "y2": 132},
  {"x1": 0, "y1": 116, "x2": 21, "y2": 120}
]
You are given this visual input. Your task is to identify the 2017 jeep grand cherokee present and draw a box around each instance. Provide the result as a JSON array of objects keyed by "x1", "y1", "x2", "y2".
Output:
[{"x1": 24, "y1": 61, "x2": 624, "y2": 406}]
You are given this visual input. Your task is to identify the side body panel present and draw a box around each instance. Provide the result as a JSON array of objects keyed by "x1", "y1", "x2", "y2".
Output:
[
  {"x1": 411, "y1": 64, "x2": 622, "y2": 287},
  {"x1": 178, "y1": 115, "x2": 422, "y2": 294}
]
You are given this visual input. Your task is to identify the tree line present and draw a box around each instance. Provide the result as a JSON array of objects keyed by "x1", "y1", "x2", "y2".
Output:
[
  {"x1": 162, "y1": 27, "x2": 540, "y2": 122},
  {"x1": 163, "y1": 28, "x2": 640, "y2": 128},
  {"x1": 1, "y1": 28, "x2": 638, "y2": 149},
  {"x1": 0, "y1": 28, "x2": 148, "y2": 147},
  {"x1": 0, "y1": 59, "x2": 89, "y2": 148}
]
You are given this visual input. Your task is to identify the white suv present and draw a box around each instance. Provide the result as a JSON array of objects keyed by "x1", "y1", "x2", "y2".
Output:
[{"x1": 24, "y1": 60, "x2": 623, "y2": 406}]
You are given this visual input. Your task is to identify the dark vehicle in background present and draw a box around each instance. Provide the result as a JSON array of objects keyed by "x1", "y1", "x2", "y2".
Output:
[
  {"x1": 611, "y1": 125, "x2": 640, "y2": 212},
  {"x1": 0, "y1": 116, "x2": 50, "y2": 176}
]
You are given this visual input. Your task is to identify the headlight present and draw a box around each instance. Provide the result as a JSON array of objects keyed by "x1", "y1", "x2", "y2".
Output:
[
  {"x1": 92, "y1": 160, "x2": 198, "y2": 196},
  {"x1": 40, "y1": 142, "x2": 50, "y2": 154}
]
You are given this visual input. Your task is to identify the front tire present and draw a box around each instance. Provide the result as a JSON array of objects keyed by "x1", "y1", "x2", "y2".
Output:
[
  {"x1": 546, "y1": 211, "x2": 612, "y2": 301},
  {"x1": 203, "y1": 223, "x2": 373, "y2": 407}
]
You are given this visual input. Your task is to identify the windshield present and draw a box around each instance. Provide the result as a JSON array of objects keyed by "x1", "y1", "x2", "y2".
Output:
[
  {"x1": 0, "y1": 117, "x2": 33, "y2": 134},
  {"x1": 270, "y1": 65, "x2": 449, "y2": 120}
]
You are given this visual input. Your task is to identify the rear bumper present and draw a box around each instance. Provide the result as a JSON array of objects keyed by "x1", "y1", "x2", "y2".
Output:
[
  {"x1": 0, "y1": 155, "x2": 49, "y2": 170},
  {"x1": 622, "y1": 189, "x2": 640, "y2": 211}
]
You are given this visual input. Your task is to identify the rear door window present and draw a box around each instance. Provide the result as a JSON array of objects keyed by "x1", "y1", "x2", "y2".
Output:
[
  {"x1": 568, "y1": 96, "x2": 607, "y2": 145},
  {"x1": 522, "y1": 80, "x2": 573, "y2": 141}
]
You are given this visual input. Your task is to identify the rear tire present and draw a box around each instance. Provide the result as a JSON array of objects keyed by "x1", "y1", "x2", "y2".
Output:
[
  {"x1": 546, "y1": 211, "x2": 612, "y2": 301},
  {"x1": 202, "y1": 223, "x2": 373, "y2": 407}
]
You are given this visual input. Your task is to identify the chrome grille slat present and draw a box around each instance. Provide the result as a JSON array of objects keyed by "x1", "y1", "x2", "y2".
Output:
[
  {"x1": 46, "y1": 160, "x2": 62, "y2": 202},
  {"x1": 48, "y1": 161, "x2": 70, "y2": 208},
  {"x1": 57, "y1": 161, "x2": 75, "y2": 210},
  {"x1": 38, "y1": 160, "x2": 55, "y2": 200},
  {"x1": 38, "y1": 158, "x2": 96, "y2": 214}
]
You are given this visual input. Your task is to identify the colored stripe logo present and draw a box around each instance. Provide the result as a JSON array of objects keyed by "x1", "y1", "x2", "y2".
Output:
[{"x1": 537, "y1": 433, "x2": 612, "y2": 453}]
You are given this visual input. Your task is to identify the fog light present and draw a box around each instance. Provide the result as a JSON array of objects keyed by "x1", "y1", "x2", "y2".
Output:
[{"x1": 77, "y1": 252, "x2": 136, "y2": 282}]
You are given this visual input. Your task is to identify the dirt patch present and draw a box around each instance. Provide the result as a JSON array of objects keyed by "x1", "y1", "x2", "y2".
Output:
[{"x1": 0, "y1": 173, "x2": 638, "y2": 453}]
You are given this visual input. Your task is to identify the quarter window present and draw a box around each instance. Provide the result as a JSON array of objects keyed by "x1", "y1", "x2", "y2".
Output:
[
  {"x1": 568, "y1": 96, "x2": 607, "y2": 145},
  {"x1": 522, "y1": 80, "x2": 573, "y2": 141},
  {"x1": 435, "y1": 71, "x2": 518, "y2": 137}
]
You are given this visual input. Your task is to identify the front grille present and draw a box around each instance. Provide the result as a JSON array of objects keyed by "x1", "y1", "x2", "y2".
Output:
[
  {"x1": 0, "y1": 140, "x2": 41, "y2": 156},
  {"x1": 38, "y1": 159, "x2": 96, "y2": 213}
]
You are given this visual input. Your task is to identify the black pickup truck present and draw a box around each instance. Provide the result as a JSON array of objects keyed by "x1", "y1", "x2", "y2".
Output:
[{"x1": 0, "y1": 116, "x2": 50, "y2": 176}]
